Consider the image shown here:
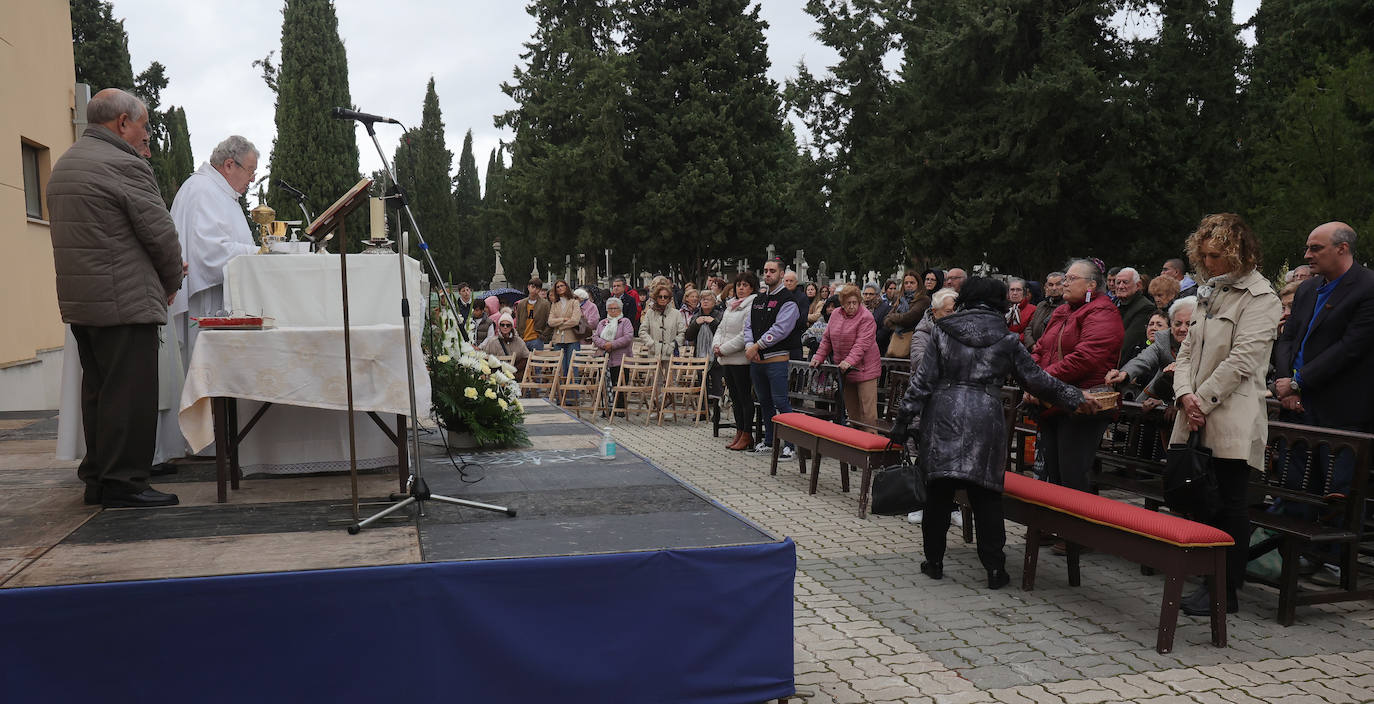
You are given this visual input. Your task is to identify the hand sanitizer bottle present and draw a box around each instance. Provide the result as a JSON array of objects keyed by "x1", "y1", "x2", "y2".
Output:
[{"x1": 600, "y1": 427, "x2": 616, "y2": 460}]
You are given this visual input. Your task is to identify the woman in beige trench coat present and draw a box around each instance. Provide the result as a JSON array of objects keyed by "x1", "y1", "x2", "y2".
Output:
[{"x1": 1171, "y1": 213, "x2": 1282, "y2": 616}]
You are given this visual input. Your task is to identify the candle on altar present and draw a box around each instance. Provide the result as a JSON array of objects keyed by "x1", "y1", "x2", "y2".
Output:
[{"x1": 369, "y1": 197, "x2": 385, "y2": 240}]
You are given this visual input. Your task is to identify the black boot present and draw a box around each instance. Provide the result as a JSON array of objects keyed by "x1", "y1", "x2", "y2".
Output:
[
  {"x1": 1180, "y1": 585, "x2": 1238, "y2": 616},
  {"x1": 920, "y1": 560, "x2": 943, "y2": 580},
  {"x1": 987, "y1": 569, "x2": 1011, "y2": 590}
]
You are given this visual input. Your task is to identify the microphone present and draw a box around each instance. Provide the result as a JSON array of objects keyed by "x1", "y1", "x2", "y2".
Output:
[
  {"x1": 276, "y1": 179, "x2": 308, "y2": 201},
  {"x1": 330, "y1": 106, "x2": 399, "y2": 124}
]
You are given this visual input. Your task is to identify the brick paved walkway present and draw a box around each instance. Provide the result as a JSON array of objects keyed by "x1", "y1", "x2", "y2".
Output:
[{"x1": 603, "y1": 415, "x2": 1374, "y2": 704}]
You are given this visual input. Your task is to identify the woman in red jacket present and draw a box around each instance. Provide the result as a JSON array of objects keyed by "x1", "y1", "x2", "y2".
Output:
[
  {"x1": 812, "y1": 284, "x2": 881, "y2": 429},
  {"x1": 1028, "y1": 259, "x2": 1124, "y2": 494}
]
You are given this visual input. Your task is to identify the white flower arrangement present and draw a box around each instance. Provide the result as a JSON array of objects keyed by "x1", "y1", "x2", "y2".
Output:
[{"x1": 429, "y1": 316, "x2": 527, "y2": 447}]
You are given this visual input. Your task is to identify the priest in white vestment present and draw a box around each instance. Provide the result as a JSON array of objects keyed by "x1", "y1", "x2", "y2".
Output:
[{"x1": 169, "y1": 136, "x2": 260, "y2": 366}]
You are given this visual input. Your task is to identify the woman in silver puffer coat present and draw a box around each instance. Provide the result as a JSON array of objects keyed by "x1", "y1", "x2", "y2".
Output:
[{"x1": 891, "y1": 278, "x2": 1097, "y2": 589}]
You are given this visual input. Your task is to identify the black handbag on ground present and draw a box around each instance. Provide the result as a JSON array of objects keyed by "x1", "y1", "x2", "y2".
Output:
[
  {"x1": 1164, "y1": 430, "x2": 1220, "y2": 518},
  {"x1": 870, "y1": 450, "x2": 928, "y2": 516}
]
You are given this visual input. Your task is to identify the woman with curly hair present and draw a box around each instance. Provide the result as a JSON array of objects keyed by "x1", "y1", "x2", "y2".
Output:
[
  {"x1": 640, "y1": 282, "x2": 686, "y2": 395},
  {"x1": 1172, "y1": 213, "x2": 1281, "y2": 616}
]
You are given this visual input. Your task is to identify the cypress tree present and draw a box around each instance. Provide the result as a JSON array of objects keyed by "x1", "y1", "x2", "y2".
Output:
[
  {"x1": 479, "y1": 146, "x2": 515, "y2": 282},
  {"x1": 265, "y1": 0, "x2": 360, "y2": 229},
  {"x1": 621, "y1": 0, "x2": 791, "y2": 280},
  {"x1": 452, "y1": 130, "x2": 486, "y2": 284},
  {"x1": 156, "y1": 106, "x2": 194, "y2": 202},
  {"x1": 497, "y1": 0, "x2": 627, "y2": 282},
  {"x1": 70, "y1": 0, "x2": 134, "y2": 92},
  {"x1": 392, "y1": 79, "x2": 461, "y2": 285}
]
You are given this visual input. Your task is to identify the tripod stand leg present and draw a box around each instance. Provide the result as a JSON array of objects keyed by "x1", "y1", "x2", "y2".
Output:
[
  {"x1": 428, "y1": 493, "x2": 518, "y2": 517},
  {"x1": 348, "y1": 496, "x2": 416, "y2": 534}
]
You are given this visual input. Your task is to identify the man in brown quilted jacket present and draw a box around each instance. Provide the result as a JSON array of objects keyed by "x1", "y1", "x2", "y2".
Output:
[{"x1": 47, "y1": 88, "x2": 184, "y2": 508}]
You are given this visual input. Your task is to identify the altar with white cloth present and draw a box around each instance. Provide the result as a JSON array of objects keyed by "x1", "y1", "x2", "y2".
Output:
[
  {"x1": 224, "y1": 253, "x2": 425, "y2": 330},
  {"x1": 181, "y1": 253, "x2": 430, "y2": 489}
]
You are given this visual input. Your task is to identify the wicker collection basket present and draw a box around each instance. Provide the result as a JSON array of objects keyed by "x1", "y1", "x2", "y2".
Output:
[{"x1": 1085, "y1": 390, "x2": 1121, "y2": 411}]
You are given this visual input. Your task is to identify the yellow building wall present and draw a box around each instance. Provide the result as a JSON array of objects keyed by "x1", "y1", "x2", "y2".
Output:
[{"x1": 0, "y1": 0, "x2": 76, "y2": 366}]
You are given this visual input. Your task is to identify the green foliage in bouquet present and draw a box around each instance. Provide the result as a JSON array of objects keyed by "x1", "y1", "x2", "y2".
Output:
[{"x1": 429, "y1": 319, "x2": 527, "y2": 447}]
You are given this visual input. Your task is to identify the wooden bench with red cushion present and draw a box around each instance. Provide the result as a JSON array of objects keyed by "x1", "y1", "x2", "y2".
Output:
[
  {"x1": 769, "y1": 412, "x2": 902, "y2": 518},
  {"x1": 1001, "y1": 472, "x2": 1234, "y2": 654}
]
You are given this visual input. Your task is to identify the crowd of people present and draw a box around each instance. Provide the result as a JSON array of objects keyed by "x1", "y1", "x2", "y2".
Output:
[{"x1": 450, "y1": 213, "x2": 1371, "y2": 614}]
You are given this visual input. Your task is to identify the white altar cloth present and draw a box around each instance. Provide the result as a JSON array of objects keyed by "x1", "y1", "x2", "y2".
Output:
[{"x1": 179, "y1": 325, "x2": 429, "y2": 474}]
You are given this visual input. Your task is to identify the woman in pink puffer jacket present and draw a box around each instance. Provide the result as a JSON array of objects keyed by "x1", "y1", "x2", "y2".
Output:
[{"x1": 812, "y1": 284, "x2": 881, "y2": 429}]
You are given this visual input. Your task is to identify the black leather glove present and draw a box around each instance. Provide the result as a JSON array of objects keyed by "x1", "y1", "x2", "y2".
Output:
[{"x1": 887, "y1": 413, "x2": 913, "y2": 445}]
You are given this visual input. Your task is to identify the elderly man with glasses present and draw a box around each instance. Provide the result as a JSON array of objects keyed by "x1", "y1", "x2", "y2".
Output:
[
  {"x1": 170, "y1": 135, "x2": 261, "y2": 363},
  {"x1": 480, "y1": 312, "x2": 531, "y2": 379}
]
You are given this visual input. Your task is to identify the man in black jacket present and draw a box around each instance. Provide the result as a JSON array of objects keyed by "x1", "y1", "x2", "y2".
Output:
[
  {"x1": 1112, "y1": 267, "x2": 1155, "y2": 366},
  {"x1": 609, "y1": 277, "x2": 640, "y2": 334},
  {"x1": 1273, "y1": 222, "x2": 1374, "y2": 500}
]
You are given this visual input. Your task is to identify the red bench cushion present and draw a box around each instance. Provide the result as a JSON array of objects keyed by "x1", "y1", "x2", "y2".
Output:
[
  {"x1": 772, "y1": 412, "x2": 895, "y2": 452},
  {"x1": 1003, "y1": 472, "x2": 1233, "y2": 548}
]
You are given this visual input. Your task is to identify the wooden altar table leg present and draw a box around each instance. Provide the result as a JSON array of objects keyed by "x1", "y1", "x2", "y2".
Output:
[
  {"x1": 227, "y1": 398, "x2": 241, "y2": 490},
  {"x1": 212, "y1": 397, "x2": 229, "y2": 504},
  {"x1": 396, "y1": 414, "x2": 408, "y2": 493}
]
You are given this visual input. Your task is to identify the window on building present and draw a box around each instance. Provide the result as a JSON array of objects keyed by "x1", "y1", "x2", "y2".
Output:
[{"x1": 22, "y1": 141, "x2": 45, "y2": 220}]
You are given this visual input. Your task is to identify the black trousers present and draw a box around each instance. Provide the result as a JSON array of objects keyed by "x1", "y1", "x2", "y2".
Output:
[
  {"x1": 1210, "y1": 458, "x2": 1252, "y2": 596},
  {"x1": 605, "y1": 364, "x2": 622, "y2": 410},
  {"x1": 923, "y1": 478, "x2": 1006, "y2": 572},
  {"x1": 721, "y1": 364, "x2": 753, "y2": 433},
  {"x1": 71, "y1": 324, "x2": 159, "y2": 494},
  {"x1": 1039, "y1": 413, "x2": 1111, "y2": 492}
]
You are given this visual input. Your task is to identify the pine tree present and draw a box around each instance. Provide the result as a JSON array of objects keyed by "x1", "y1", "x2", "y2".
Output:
[
  {"x1": 392, "y1": 79, "x2": 461, "y2": 285},
  {"x1": 452, "y1": 130, "x2": 486, "y2": 284},
  {"x1": 1243, "y1": 0, "x2": 1374, "y2": 265},
  {"x1": 497, "y1": 0, "x2": 627, "y2": 283},
  {"x1": 132, "y1": 62, "x2": 179, "y2": 205},
  {"x1": 621, "y1": 0, "x2": 792, "y2": 280},
  {"x1": 265, "y1": 0, "x2": 360, "y2": 230},
  {"x1": 70, "y1": 0, "x2": 134, "y2": 92},
  {"x1": 784, "y1": 0, "x2": 902, "y2": 271},
  {"x1": 1121, "y1": 0, "x2": 1245, "y2": 265},
  {"x1": 878, "y1": 0, "x2": 1126, "y2": 276}
]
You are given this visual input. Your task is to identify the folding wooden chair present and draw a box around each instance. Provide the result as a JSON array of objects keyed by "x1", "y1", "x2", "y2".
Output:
[
  {"x1": 616, "y1": 356, "x2": 661, "y2": 425},
  {"x1": 519, "y1": 350, "x2": 563, "y2": 399},
  {"x1": 657, "y1": 356, "x2": 709, "y2": 426},
  {"x1": 558, "y1": 355, "x2": 607, "y2": 418}
]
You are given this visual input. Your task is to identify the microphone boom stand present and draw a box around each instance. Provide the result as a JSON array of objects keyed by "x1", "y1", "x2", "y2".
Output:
[{"x1": 347, "y1": 117, "x2": 513, "y2": 534}]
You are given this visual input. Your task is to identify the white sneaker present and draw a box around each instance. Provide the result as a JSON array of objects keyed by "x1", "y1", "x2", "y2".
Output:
[
  {"x1": 950, "y1": 510, "x2": 964, "y2": 528},
  {"x1": 907, "y1": 510, "x2": 924, "y2": 524},
  {"x1": 780, "y1": 445, "x2": 795, "y2": 460},
  {"x1": 751, "y1": 441, "x2": 770, "y2": 454}
]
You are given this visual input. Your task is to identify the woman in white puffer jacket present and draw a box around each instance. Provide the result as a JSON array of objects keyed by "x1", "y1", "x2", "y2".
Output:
[{"x1": 712, "y1": 272, "x2": 759, "y2": 450}]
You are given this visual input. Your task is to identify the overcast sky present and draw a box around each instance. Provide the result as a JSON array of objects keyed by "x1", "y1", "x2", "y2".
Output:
[{"x1": 112, "y1": 0, "x2": 1260, "y2": 205}]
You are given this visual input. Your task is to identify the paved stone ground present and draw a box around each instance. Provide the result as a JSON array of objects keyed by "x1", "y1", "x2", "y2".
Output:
[{"x1": 604, "y1": 414, "x2": 1374, "y2": 704}]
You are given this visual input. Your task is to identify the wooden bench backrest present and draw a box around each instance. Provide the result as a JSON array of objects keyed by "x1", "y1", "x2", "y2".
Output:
[
  {"x1": 1262, "y1": 421, "x2": 1374, "y2": 528},
  {"x1": 787, "y1": 360, "x2": 844, "y2": 420}
]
